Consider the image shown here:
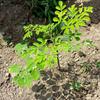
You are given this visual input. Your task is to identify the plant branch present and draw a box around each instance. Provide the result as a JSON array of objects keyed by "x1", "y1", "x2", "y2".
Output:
[{"x1": 57, "y1": 51, "x2": 61, "y2": 70}]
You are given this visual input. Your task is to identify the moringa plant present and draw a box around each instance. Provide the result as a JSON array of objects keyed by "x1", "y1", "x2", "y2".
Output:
[{"x1": 9, "y1": 1, "x2": 93, "y2": 87}]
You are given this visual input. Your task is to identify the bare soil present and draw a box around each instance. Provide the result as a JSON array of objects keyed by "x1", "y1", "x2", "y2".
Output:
[{"x1": 0, "y1": 0, "x2": 100, "y2": 100}]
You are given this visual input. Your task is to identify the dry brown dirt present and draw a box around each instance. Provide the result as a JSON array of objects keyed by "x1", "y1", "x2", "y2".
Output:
[{"x1": 0, "y1": 0, "x2": 100, "y2": 100}]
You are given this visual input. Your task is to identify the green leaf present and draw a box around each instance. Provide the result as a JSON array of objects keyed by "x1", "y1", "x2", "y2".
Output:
[
  {"x1": 23, "y1": 73, "x2": 33, "y2": 87},
  {"x1": 82, "y1": 17, "x2": 90, "y2": 21},
  {"x1": 70, "y1": 81, "x2": 81, "y2": 91},
  {"x1": 38, "y1": 61, "x2": 46, "y2": 70},
  {"x1": 87, "y1": 6, "x2": 93, "y2": 13},
  {"x1": 70, "y1": 25, "x2": 75, "y2": 31},
  {"x1": 13, "y1": 75, "x2": 24, "y2": 87},
  {"x1": 53, "y1": 17, "x2": 59, "y2": 22},
  {"x1": 23, "y1": 31, "x2": 33, "y2": 40},
  {"x1": 79, "y1": 21, "x2": 86, "y2": 26},
  {"x1": 83, "y1": 39, "x2": 93, "y2": 46},
  {"x1": 31, "y1": 68, "x2": 40, "y2": 80},
  {"x1": 37, "y1": 38, "x2": 43, "y2": 43},
  {"x1": 55, "y1": 11, "x2": 60, "y2": 16},
  {"x1": 96, "y1": 61, "x2": 100, "y2": 68},
  {"x1": 26, "y1": 57, "x2": 34, "y2": 66},
  {"x1": 14, "y1": 43, "x2": 27, "y2": 55},
  {"x1": 56, "y1": 6, "x2": 61, "y2": 10},
  {"x1": 63, "y1": 16, "x2": 68, "y2": 20},
  {"x1": 59, "y1": 1, "x2": 63, "y2": 7},
  {"x1": 9, "y1": 64, "x2": 21, "y2": 74},
  {"x1": 64, "y1": 28, "x2": 69, "y2": 34},
  {"x1": 79, "y1": 8, "x2": 83, "y2": 13},
  {"x1": 13, "y1": 72, "x2": 33, "y2": 87},
  {"x1": 62, "y1": 9, "x2": 67, "y2": 15},
  {"x1": 33, "y1": 42, "x2": 40, "y2": 47},
  {"x1": 62, "y1": 5, "x2": 66, "y2": 10}
]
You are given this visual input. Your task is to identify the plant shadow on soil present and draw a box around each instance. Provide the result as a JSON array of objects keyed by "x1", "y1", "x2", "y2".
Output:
[{"x1": 31, "y1": 54, "x2": 100, "y2": 100}]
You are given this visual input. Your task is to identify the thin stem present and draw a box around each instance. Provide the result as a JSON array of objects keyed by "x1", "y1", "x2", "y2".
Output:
[
  {"x1": 57, "y1": 51, "x2": 61, "y2": 70},
  {"x1": 56, "y1": 51, "x2": 67, "y2": 72}
]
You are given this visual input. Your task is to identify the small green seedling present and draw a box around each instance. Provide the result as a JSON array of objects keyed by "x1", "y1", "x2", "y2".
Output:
[
  {"x1": 70, "y1": 81, "x2": 81, "y2": 91},
  {"x1": 96, "y1": 61, "x2": 100, "y2": 68},
  {"x1": 81, "y1": 62, "x2": 92, "y2": 72}
]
